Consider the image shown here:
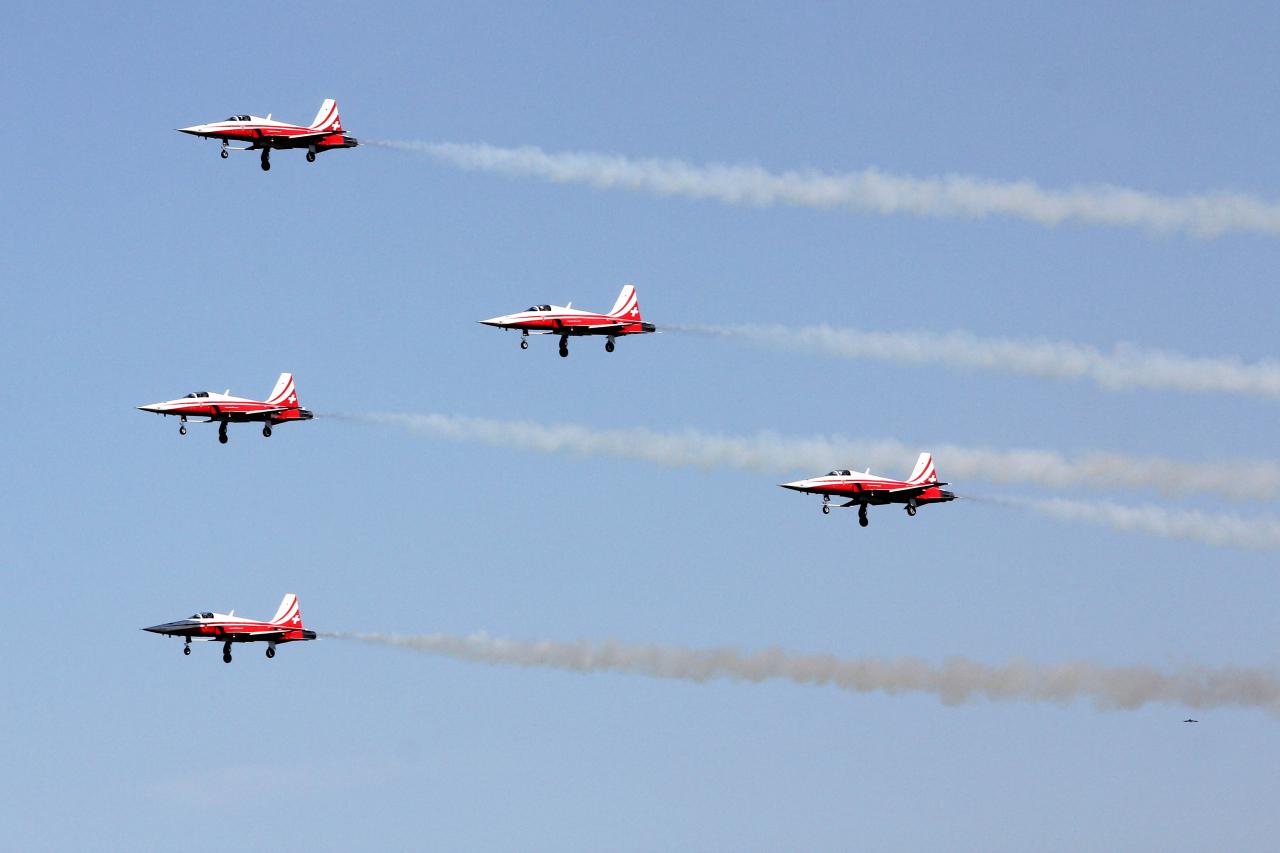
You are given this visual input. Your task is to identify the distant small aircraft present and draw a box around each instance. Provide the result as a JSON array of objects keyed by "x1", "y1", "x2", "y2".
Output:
[
  {"x1": 479, "y1": 284, "x2": 657, "y2": 357},
  {"x1": 780, "y1": 452, "x2": 956, "y2": 527},
  {"x1": 177, "y1": 99, "x2": 358, "y2": 171},
  {"x1": 137, "y1": 372, "x2": 312, "y2": 444},
  {"x1": 1184, "y1": 719, "x2": 1199, "y2": 723},
  {"x1": 143, "y1": 594, "x2": 316, "y2": 663}
]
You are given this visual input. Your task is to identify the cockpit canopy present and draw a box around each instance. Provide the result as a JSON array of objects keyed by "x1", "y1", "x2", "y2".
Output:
[
  {"x1": 225, "y1": 115, "x2": 251, "y2": 122},
  {"x1": 526, "y1": 305, "x2": 552, "y2": 312},
  {"x1": 828, "y1": 469, "x2": 852, "y2": 476},
  {"x1": 183, "y1": 391, "x2": 210, "y2": 398},
  {"x1": 189, "y1": 612, "x2": 215, "y2": 619}
]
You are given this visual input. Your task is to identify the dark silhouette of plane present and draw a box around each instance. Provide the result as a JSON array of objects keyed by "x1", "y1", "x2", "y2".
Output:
[{"x1": 1183, "y1": 719, "x2": 1199, "y2": 723}]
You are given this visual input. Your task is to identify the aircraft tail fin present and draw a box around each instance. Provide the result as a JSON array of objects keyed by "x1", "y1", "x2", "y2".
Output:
[
  {"x1": 310, "y1": 99, "x2": 342, "y2": 132},
  {"x1": 907, "y1": 452, "x2": 938, "y2": 485},
  {"x1": 266, "y1": 373, "x2": 302, "y2": 409},
  {"x1": 271, "y1": 594, "x2": 303, "y2": 628},
  {"x1": 608, "y1": 284, "x2": 641, "y2": 321}
]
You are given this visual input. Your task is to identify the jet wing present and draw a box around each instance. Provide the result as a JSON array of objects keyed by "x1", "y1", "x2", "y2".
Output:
[{"x1": 837, "y1": 483, "x2": 948, "y2": 506}]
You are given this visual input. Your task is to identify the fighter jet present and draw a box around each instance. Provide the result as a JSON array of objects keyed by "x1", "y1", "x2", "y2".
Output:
[
  {"x1": 143, "y1": 594, "x2": 316, "y2": 663},
  {"x1": 137, "y1": 372, "x2": 312, "y2": 444},
  {"x1": 176, "y1": 99, "x2": 358, "y2": 171},
  {"x1": 1184, "y1": 719, "x2": 1199, "y2": 723},
  {"x1": 479, "y1": 284, "x2": 656, "y2": 357},
  {"x1": 780, "y1": 452, "x2": 955, "y2": 527}
]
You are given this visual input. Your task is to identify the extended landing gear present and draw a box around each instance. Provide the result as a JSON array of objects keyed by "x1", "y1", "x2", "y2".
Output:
[
  {"x1": 605, "y1": 338, "x2": 616, "y2": 353},
  {"x1": 222, "y1": 642, "x2": 233, "y2": 664},
  {"x1": 858, "y1": 505, "x2": 869, "y2": 528},
  {"x1": 183, "y1": 639, "x2": 191, "y2": 656},
  {"x1": 260, "y1": 149, "x2": 271, "y2": 172},
  {"x1": 905, "y1": 501, "x2": 918, "y2": 517},
  {"x1": 262, "y1": 424, "x2": 272, "y2": 438},
  {"x1": 306, "y1": 147, "x2": 317, "y2": 163},
  {"x1": 179, "y1": 417, "x2": 187, "y2": 436},
  {"x1": 559, "y1": 336, "x2": 569, "y2": 358},
  {"x1": 266, "y1": 645, "x2": 276, "y2": 659},
  {"x1": 821, "y1": 495, "x2": 830, "y2": 515},
  {"x1": 220, "y1": 141, "x2": 229, "y2": 159},
  {"x1": 218, "y1": 422, "x2": 228, "y2": 445},
  {"x1": 520, "y1": 332, "x2": 529, "y2": 350}
]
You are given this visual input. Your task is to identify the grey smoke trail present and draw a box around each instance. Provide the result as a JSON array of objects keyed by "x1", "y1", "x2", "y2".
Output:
[
  {"x1": 324, "y1": 631, "x2": 1280, "y2": 714},
  {"x1": 985, "y1": 495, "x2": 1280, "y2": 551},
  {"x1": 669, "y1": 323, "x2": 1280, "y2": 400},
  {"x1": 332, "y1": 412, "x2": 1280, "y2": 503},
  {"x1": 368, "y1": 139, "x2": 1280, "y2": 239}
]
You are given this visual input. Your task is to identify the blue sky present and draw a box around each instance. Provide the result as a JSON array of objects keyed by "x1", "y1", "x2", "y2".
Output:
[{"x1": 5, "y1": 2, "x2": 1280, "y2": 849}]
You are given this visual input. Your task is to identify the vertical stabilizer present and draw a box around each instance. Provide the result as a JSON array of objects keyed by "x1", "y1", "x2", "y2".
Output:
[
  {"x1": 609, "y1": 284, "x2": 641, "y2": 320},
  {"x1": 271, "y1": 594, "x2": 302, "y2": 627},
  {"x1": 266, "y1": 373, "x2": 301, "y2": 409},
  {"x1": 907, "y1": 452, "x2": 938, "y2": 485},
  {"x1": 310, "y1": 99, "x2": 342, "y2": 132}
]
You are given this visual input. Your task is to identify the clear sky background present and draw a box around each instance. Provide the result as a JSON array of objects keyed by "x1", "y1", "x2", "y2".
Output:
[{"x1": 4, "y1": 2, "x2": 1280, "y2": 850}]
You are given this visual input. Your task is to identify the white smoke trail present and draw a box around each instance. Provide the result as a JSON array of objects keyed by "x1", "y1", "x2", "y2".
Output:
[
  {"x1": 368, "y1": 139, "x2": 1280, "y2": 239},
  {"x1": 984, "y1": 495, "x2": 1280, "y2": 551},
  {"x1": 331, "y1": 412, "x2": 1280, "y2": 503},
  {"x1": 669, "y1": 323, "x2": 1280, "y2": 400},
  {"x1": 324, "y1": 631, "x2": 1280, "y2": 714}
]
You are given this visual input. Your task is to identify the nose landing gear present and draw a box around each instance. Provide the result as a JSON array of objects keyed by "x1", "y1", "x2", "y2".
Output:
[
  {"x1": 821, "y1": 495, "x2": 830, "y2": 515},
  {"x1": 179, "y1": 417, "x2": 187, "y2": 436},
  {"x1": 220, "y1": 141, "x2": 229, "y2": 159},
  {"x1": 520, "y1": 332, "x2": 529, "y2": 350},
  {"x1": 183, "y1": 638, "x2": 191, "y2": 656}
]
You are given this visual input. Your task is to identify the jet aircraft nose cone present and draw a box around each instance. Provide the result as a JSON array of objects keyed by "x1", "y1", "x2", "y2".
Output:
[
  {"x1": 478, "y1": 317, "x2": 508, "y2": 327},
  {"x1": 176, "y1": 126, "x2": 205, "y2": 135},
  {"x1": 142, "y1": 624, "x2": 168, "y2": 633},
  {"x1": 137, "y1": 403, "x2": 164, "y2": 413},
  {"x1": 779, "y1": 480, "x2": 810, "y2": 491}
]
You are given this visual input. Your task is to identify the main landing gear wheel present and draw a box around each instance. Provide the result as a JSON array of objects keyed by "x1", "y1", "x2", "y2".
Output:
[
  {"x1": 262, "y1": 425, "x2": 272, "y2": 438},
  {"x1": 821, "y1": 504, "x2": 830, "y2": 515},
  {"x1": 223, "y1": 652, "x2": 232, "y2": 663},
  {"x1": 260, "y1": 151, "x2": 271, "y2": 172},
  {"x1": 306, "y1": 151, "x2": 316, "y2": 162},
  {"x1": 266, "y1": 647, "x2": 276, "y2": 659},
  {"x1": 906, "y1": 504, "x2": 917, "y2": 517},
  {"x1": 605, "y1": 339, "x2": 615, "y2": 353},
  {"x1": 559, "y1": 338, "x2": 569, "y2": 358},
  {"x1": 183, "y1": 646, "x2": 191, "y2": 656},
  {"x1": 218, "y1": 424, "x2": 228, "y2": 444},
  {"x1": 179, "y1": 424, "x2": 187, "y2": 436},
  {"x1": 520, "y1": 339, "x2": 529, "y2": 350},
  {"x1": 858, "y1": 506, "x2": 869, "y2": 528}
]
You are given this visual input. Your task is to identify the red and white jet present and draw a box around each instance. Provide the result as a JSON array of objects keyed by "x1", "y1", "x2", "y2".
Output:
[
  {"x1": 780, "y1": 452, "x2": 955, "y2": 527},
  {"x1": 479, "y1": 284, "x2": 657, "y2": 357},
  {"x1": 137, "y1": 372, "x2": 312, "y2": 444},
  {"x1": 177, "y1": 99, "x2": 358, "y2": 171},
  {"x1": 143, "y1": 594, "x2": 316, "y2": 663}
]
